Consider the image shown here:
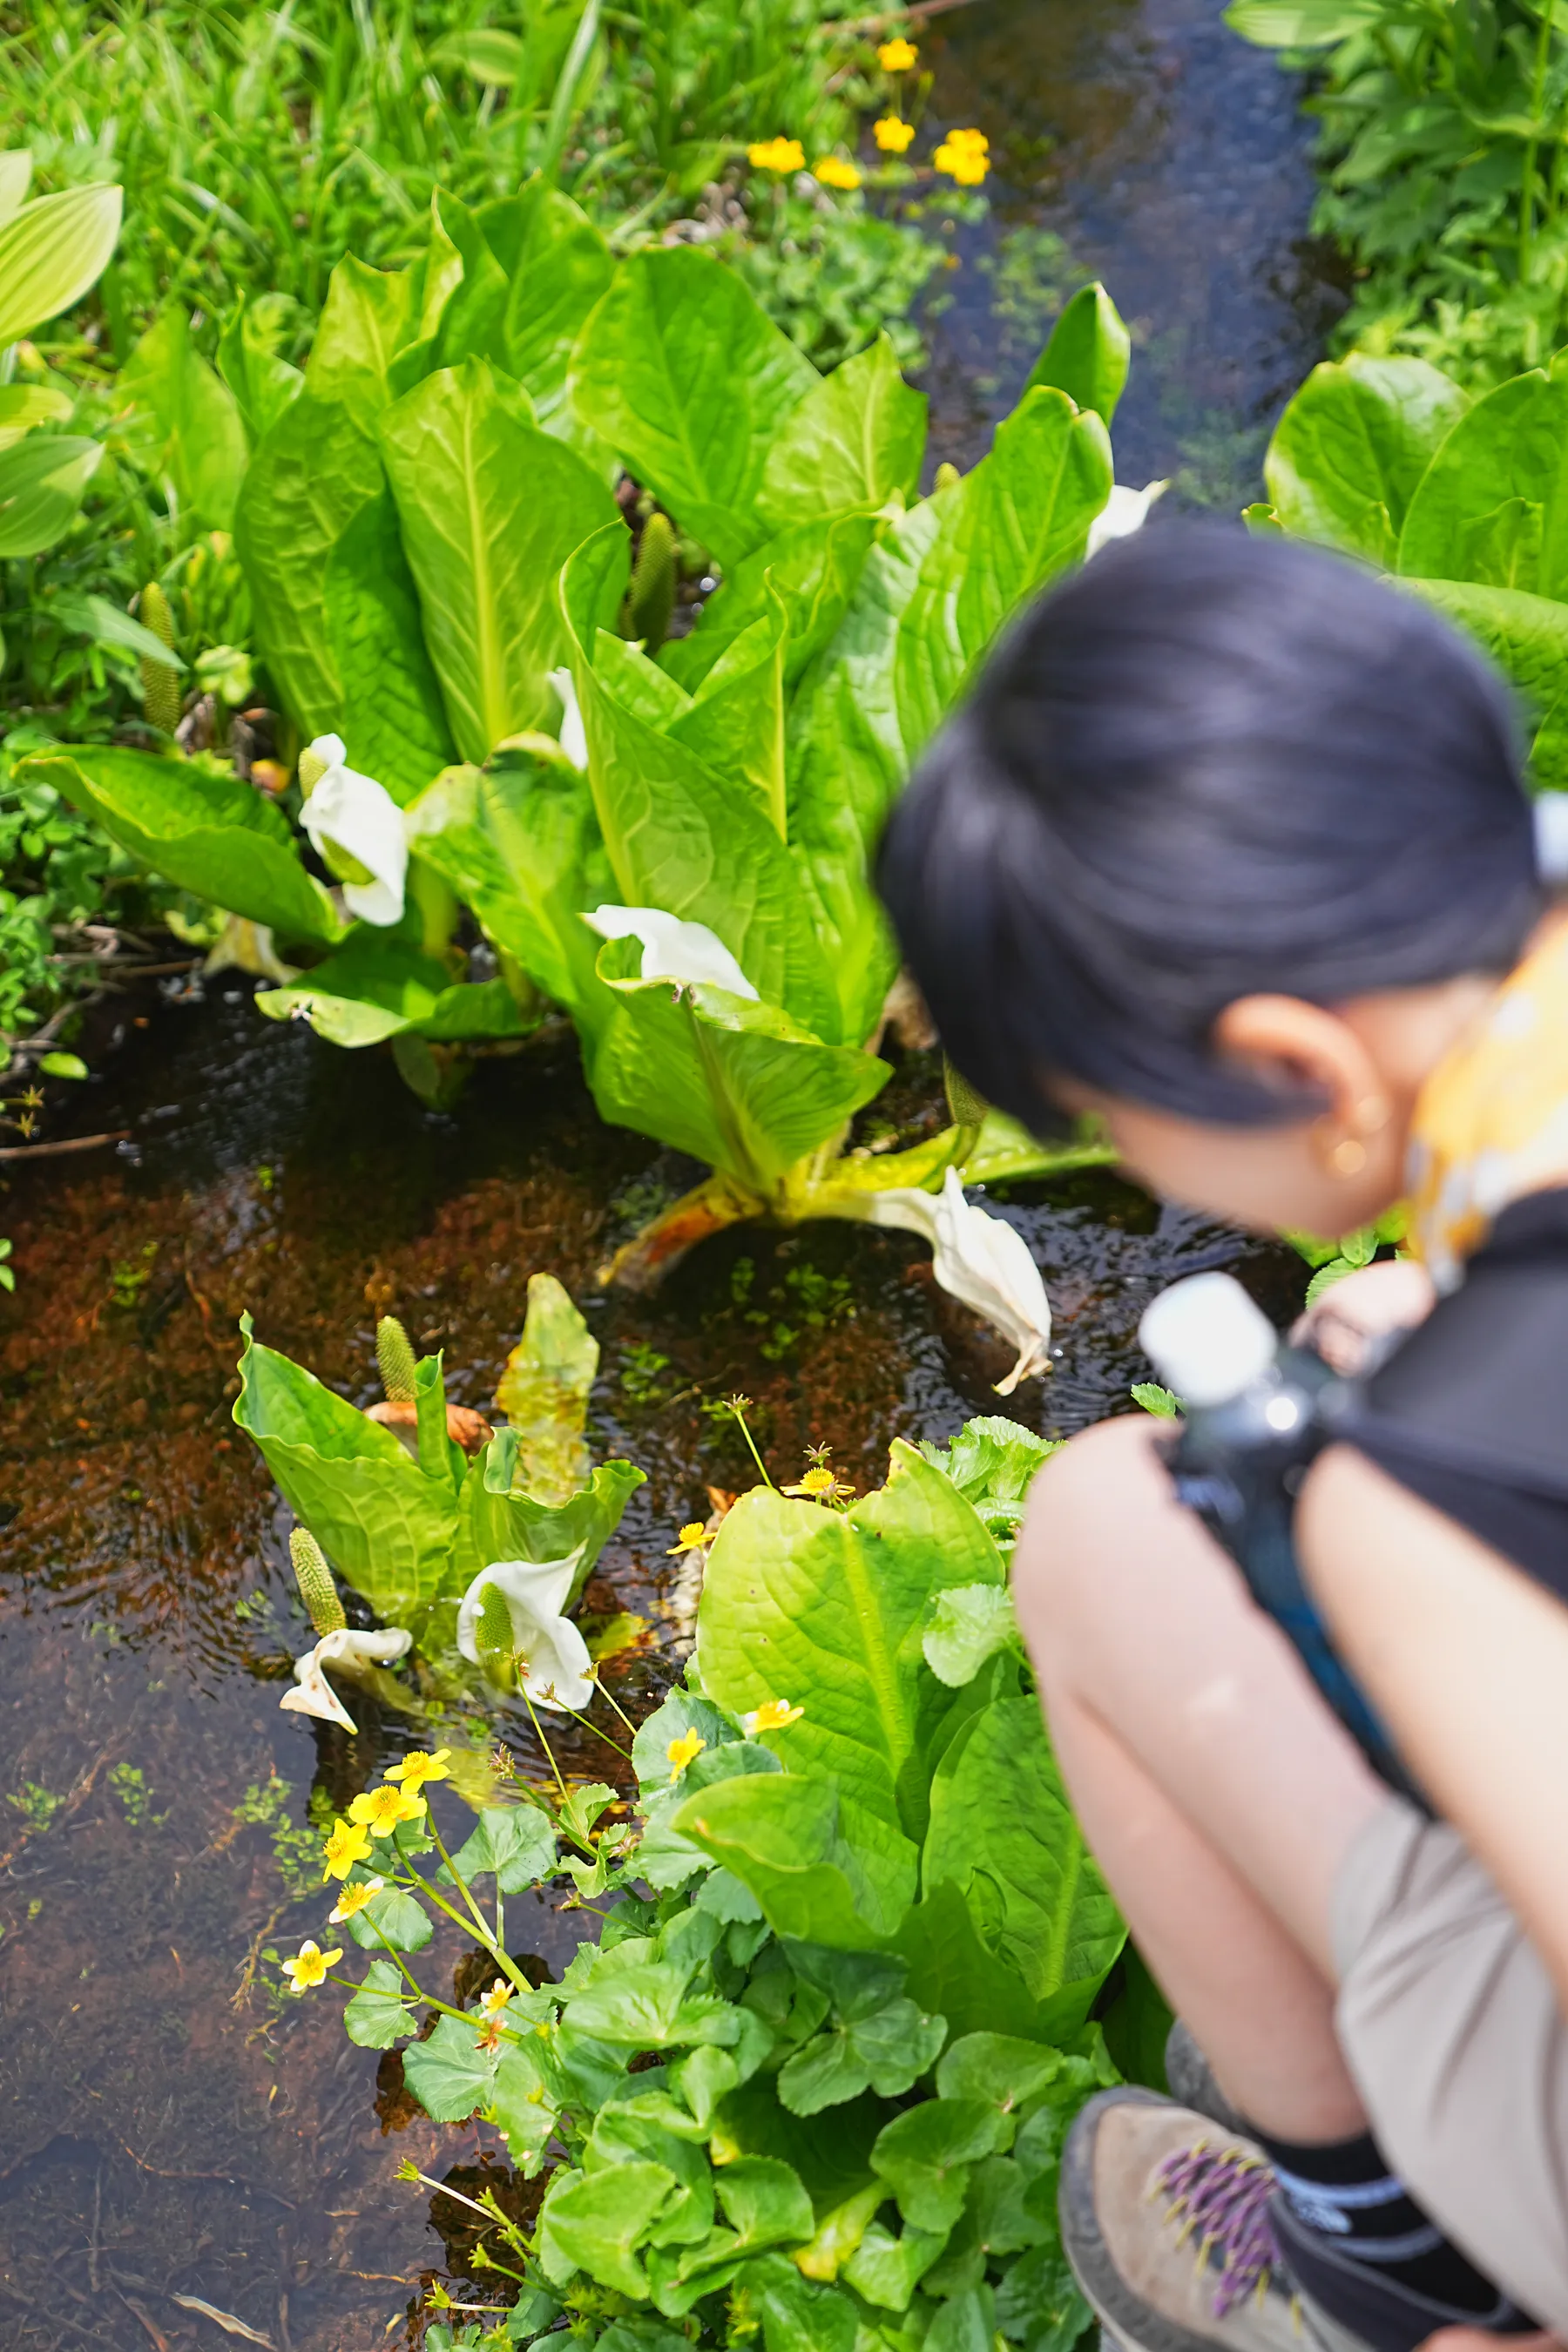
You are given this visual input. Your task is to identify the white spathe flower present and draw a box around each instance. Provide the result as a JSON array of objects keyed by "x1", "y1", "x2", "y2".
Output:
[
  {"x1": 858, "y1": 1167, "x2": 1051, "y2": 1394},
  {"x1": 456, "y1": 1554, "x2": 595, "y2": 1713},
  {"x1": 1086, "y1": 479, "x2": 1169, "y2": 561},
  {"x1": 298, "y1": 736, "x2": 408, "y2": 926},
  {"x1": 585, "y1": 905, "x2": 760, "y2": 1002},
  {"x1": 546, "y1": 667, "x2": 589, "y2": 771},
  {"x1": 280, "y1": 1625, "x2": 413, "y2": 1735}
]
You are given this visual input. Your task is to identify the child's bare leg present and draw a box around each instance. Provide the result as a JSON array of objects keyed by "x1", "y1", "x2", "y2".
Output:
[{"x1": 1015, "y1": 1413, "x2": 1387, "y2": 2140}]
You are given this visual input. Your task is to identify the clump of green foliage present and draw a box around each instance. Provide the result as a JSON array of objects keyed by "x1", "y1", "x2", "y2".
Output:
[
  {"x1": 1228, "y1": 0, "x2": 1568, "y2": 385},
  {"x1": 279, "y1": 1419, "x2": 1152, "y2": 2351}
]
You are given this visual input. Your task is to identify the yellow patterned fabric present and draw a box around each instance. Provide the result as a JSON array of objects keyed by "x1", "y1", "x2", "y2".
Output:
[{"x1": 1407, "y1": 918, "x2": 1568, "y2": 1293}]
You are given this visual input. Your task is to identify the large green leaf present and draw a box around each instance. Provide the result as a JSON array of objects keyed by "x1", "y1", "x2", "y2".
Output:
[
  {"x1": 0, "y1": 434, "x2": 101, "y2": 557},
  {"x1": 923, "y1": 1695, "x2": 1124, "y2": 2025},
  {"x1": 455, "y1": 1446, "x2": 645, "y2": 1594},
  {"x1": 117, "y1": 305, "x2": 248, "y2": 531},
  {"x1": 896, "y1": 388, "x2": 1113, "y2": 757},
  {"x1": 0, "y1": 183, "x2": 121, "y2": 344},
  {"x1": 584, "y1": 940, "x2": 889, "y2": 1188},
  {"x1": 757, "y1": 335, "x2": 925, "y2": 531},
  {"x1": 1225, "y1": 0, "x2": 1384, "y2": 41},
  {"x1": 502, "y1": 181, "x2": 615, "y2": 424},
  {"x1": 564, "y1": 535, "x2": 841, "y2": 1038},
  {"x1": 673, "y1": 1772, "x2": 916, "y2": 1948},
  {"x1": 660, "y1": 510, "x2": 880, "y2": 697},
  {"x1": 494, "y1": 1270, "x2": 598, "y2": 1501},
  {"x1": 380, "y1": 357, "x2": 619, "y2": 762},
  {"x1": 234, "y1": 390, "x2": 386, "y2": 737},
  {"x1": 1396, "y1": 368, "x2": 1568, "y2": 598},
  {"x1": 23, "y1": 747, "x2": 341, "y2": 944},
  {"x1": 568, "y1": 246, "x2": 817, "y2": 566},
  {"x1": 403, "y1": 2011, "x2": 503, "y2": 2122},
  {"x1": 217, "y1": 298, "x2": 304, "y2": 443},
  {"x1": 255, "y1": 927, "x2": 534, "y2": 1046},
  {"x1": 305, "y1": 253, "x2": 416, "y2": 426},
  {"x1": 1023, "y1": 283, "x2": 1131, "y2": 429},
  {"x1": 429, "y1": 188, "x2": 511, "y2": 373},
  {"x1": 892, "y1": 1882, "x2": 1058, "y2": 2047},
  {"x1": 321, "y1": 491, "x2": 457, "y2": 804},
  {"x1": 697, "y1": 1443, "x2": 1004, "y2": 1841},
  {"x1": 1398, "y1": 576, "x2": 1568, "y2": 791},
  {"x1": 1265, "y1": 355, "x2": 1470, "y2": 567},
  {"x1": 232, "y1": 1316, "x2": 459, "y2": 1624},
  {"x1": 403, "y1": 748, "x2": 612, "y2": 1014}
]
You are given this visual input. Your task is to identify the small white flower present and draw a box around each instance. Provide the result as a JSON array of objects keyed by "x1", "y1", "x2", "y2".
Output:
[
  {"x1": 280, "y1": 1625, "x2": 414, "y2": 1735},
  {"x1": 585, "y1": 905, "x2": 760, "y2": 1001},
  {"x1": 1086, "y1": 479, "x2": 1168, "y2": 561},
  {"x1": 298, "y1": 736, "x2": 408, "y2": 926},
  {"x1": 547, "y1": 668, "x2": 589, "y2": 771},
  {"x1": 456, "y1": 1555, "x2": 595, "y2": 1713},
  {"x1": 858, "y1": 1168, "x2": 1051, "y2": 1394}
]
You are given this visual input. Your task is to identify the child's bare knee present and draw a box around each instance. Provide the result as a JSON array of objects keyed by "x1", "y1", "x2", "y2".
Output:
[{"x1": 1013, "y1": 1414, "x2": 1166, "y2": 1657}]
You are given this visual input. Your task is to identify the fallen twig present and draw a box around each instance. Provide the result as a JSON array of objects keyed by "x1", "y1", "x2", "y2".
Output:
[{"x1": 0, "y1": 1131, "x2": 130, "y2": 1163}]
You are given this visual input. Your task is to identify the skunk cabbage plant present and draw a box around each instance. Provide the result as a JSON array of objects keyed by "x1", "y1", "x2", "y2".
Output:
[
  {"x1": 289, "y1": 1419, "x2": 1152, "y2": 2351},
  {"x1": 23, "y1": 195, "x2": 1139, "y2": 1367},
  {"x1": 234, "y1": 1273, "x2": 642, "y2": 1730},
  {"x1": 1256, "y1": 348, "x2": 1568, "y2": 794}
]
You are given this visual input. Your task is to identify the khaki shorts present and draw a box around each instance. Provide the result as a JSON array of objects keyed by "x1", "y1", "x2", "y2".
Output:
[{"x1": 1334, "y1": 1793, "x2": 1568, "y2": 2334}]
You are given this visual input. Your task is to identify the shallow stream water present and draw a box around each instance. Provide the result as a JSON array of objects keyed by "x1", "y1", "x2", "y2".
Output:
[{"x1": 0, "y1": 9, "x2": 1334, "y2": 2345}]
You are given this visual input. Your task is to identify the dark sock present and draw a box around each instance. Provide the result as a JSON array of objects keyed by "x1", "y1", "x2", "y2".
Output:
[{"x1": 1254, "y1": 2127, "x2": 1502, "y2": 2316}]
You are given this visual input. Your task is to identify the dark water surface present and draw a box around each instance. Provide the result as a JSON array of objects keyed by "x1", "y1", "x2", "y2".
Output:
[{"x1": 0, "y1": 10, "x2": 1325, "y2": 2347}]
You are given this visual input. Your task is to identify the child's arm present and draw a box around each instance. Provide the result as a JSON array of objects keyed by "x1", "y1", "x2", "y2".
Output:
[{"x1": 1300, "y1": 1443, "x2": 1568, "y2": 2011}]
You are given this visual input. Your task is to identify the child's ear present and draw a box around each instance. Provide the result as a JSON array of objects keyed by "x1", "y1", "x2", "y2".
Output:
[{"x1": 1212, "y1": 996, "x2": 1389, "y2": 1151}]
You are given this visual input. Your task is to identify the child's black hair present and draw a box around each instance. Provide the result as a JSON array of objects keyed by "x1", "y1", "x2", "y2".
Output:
[{"x1": 875, "y1": 523, "x2": 1541, "y2": 1132}]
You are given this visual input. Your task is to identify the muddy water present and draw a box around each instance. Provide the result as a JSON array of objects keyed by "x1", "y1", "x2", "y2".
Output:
[{"x1": 0, "y1": 10, "x2": 1327, "y2": 2347}]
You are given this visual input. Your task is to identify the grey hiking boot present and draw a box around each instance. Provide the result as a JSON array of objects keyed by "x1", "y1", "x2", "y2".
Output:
[{"x1": 1059, "y1": 2087, "x2": 1308, "y2": 2352}]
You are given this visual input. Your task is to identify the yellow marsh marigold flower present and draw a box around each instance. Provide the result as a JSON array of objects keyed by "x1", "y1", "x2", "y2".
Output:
[
  {"x1": 814, "y1": 156, "x2": 862, "y2": 191},
  {"x1": 874, "y1": 116, "x2": 916, "y2": 153},
  {"x1": 784, "y1": 1460, "x2": 853, "y2": 1504},
  {"x1": 667, "y1": 1728, "x2": 707, "y2": 1781},
  {"x1": 348, "y1": 1782, "x2": 426, "y2": 1837},
  {"x1": 667, "y1": 1522, "x2": 707, "y2": 1557},
  {"x1": 743, "y1": 1699, "x2": 805, "y2": 1734},
  {"x1": 329, "y1": 1876, "x2": 384, "y2": 1923},
  {"x1": 877, "y1": 36, "x2": 918, "y2": 70},
  {"x1": 480, "y1": 1978, "x2": 514, "y2": 2017},
  {"x1": 281, "y1": 1939, "x2": 341, "y2": 1992},
  {"x1": 748, "y1": 137, "x2": 805, "y2": 173},
  {"x1": 384, "y1": 1747, "x2": 452, "y2": 1794},
  {"x1": 933, "y1": 137, "x2": 989, "y2": 185},
  {"x1": 321, "y1": 1815, "x2": 374, "y2": 1882}
]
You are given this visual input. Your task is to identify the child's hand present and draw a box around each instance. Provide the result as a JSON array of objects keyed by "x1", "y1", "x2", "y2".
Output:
[{"x1": 1290, "y1": 1257, "x2": 1436, "y2": 1375}]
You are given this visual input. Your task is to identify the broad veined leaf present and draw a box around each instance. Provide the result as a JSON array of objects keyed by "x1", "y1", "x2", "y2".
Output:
[
  {"x1": 1225, "y1": 0, "x2": 1385, "y2": 41},
  {"x1": 671, "y1": 602, "x2": 787, "y2": 838},
  {"x1": 993, "y1": 2243, "x2": 1092, "y2": 2352},
  {"x1": 1396, "y1": 368, "x2": 1568, "y2": 598},
  {"x1": 0, "y1": 382, "x2": 71, "y2": 452},
  {"x1": 493, "y1": 1270, "x2": 598, "y2": 1502},
  {"x1": 893, "y1": 1882, "x2": 1056, "y2": 2047},
  {"x1": 0, "y1": 182, "x2": 122, "y2": 344},
  {"x1": 777, "y1": 1986, "x2": 945, "y2": 2113},
  {"x1": 255, "y1": 927, "x2": 533, "y2": 1046},
  {"x1": 697, "y1": 1442, "x2": 1004, "y2": 1840},
  {"x1": 675, "y1": 1771, "x2": 917, "y2": 1947},
  {"x1": 444, "y1": 1801, "x2": 559, "y2": 1890},
  {"x1": 870, "y1": 2099, "x2": 1010, "y2": 2234},
  {"x1": 402, "y1": 2011, "x2": 503, "y2": 2122},
  {"x1": 340, "y1": 1883, "x2": 434, "y2": 1951},
  {"x1": 735, "y1": 2250, "x2": 862, "y2": 2351},
  {"x1": 583, "y1": 937, "x2": 888, "y2": 1188},
  {"x1": 502, "y1": 181, "x2": 616, "y2": 423},
  {"x1": 343, "y1": 1957, "x2": 416, "y2": 2046},
  {"x1": 1265, "y1": 354, "x2": 1470, "y2": 567},
  {"x1": 632, "y1": 1690, "x2": 742, "y2": 1797},
  {"x1": 1398, "y1": 576, "x2": 1568, "y2": 791},
  {"x1": 429, "y1": 187, "x2": 510, "y2": 373},
  {"x1": 1024, "y1": 282, "x2": 1131, "y2": 429},
  {"x1": 921, "y1": 1414, "x2": 1061, "y2": 1534},
  {"x1": 841, "y1": 2218, "x2": 950, "y2": 2312},
  {"x1": 403, "y1": 748, "x2": 612, "y2": 1015},
  {"x1": 117, "y1": 305, "x2": 248, "y2": 531},
  {"x1": 22, "y1": 747, "x2": 341, "y2": 944},
  {"x1": 757, "y1": 334, "x2": 926, "y2": 531},
  {"x1": 0, "y1": 151, "x2": 32, "y2": 227},
  {"x1": 234, "y1": 389, "x2": 386, "y2": 737},
  {"x1": 322, "y1": 492, "x2": 458, "y2": 804},
  {"x1": 51, "y1": 591, "x2": 188, "y2": 670},
  {"x1": 660, "y1": 510, "x2": 880, "y2": 697},
  {"x1": 488, "y1": 2040, "x2": 563, "y2": 2177},
  {"x1": 0, "y1": 434, "x2": 100, "y2": 557},
  {"x1": 380, "y1": 357, "x2": 619, "y2": 761},
  {"x1": 923, "y1": 1694, "x2": 1125, "y2": 2027},
  {"x1": 934, "y1": 2031, "x2": 1066, "y2": 2128},
  {"x1": 305, "y1": 253, "x2": 416, "y2": 426},
  {"x1": 568, "y1": 245, "x2": 817, "y2": 565},
  {"x1": 231, "y1": 1315, "x2": 459, "y2": 1624},
  {"x1": 896, "y1": 387, "x2": 1113, "y2": 758},
  {"x1": 454, "y1": 1443, "x2": 644, "y2": 1592},
  {"x1": 217, "y1": 297, "x2": 304, "y2": 443},
  {"x1": 539, "y1": 2162, "x2": 676, "y2": 2299},
  {"x1": 923, "y1": 1585, "x2": 1021, "y2": 1687},
  {"x1": 564, "y1": 532, "x2": 841, "y2": 1037}
]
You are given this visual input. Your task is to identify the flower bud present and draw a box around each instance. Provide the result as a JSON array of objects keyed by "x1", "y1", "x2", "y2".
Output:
[
  {"x1": 375, "y1": 1315, "x2": 418, "y2": 1403},
  {"x1": 139, "y1": 582, "x2": 181, "y2": 737},
  {"x1": 289, "y1": 1528, "x2": 346, "y2": 1637}
]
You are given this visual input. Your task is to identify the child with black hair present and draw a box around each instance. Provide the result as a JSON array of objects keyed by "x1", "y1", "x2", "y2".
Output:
[{"x1": 877, "y1": 526, "x2": 1568, "y2": 2352}]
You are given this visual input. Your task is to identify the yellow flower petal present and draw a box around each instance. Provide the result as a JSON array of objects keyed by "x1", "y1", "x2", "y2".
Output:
[
  {"x1": 384, "y1": 1747, "x2": 452, "y2": 1792},
  {"x1": 321, "y1": 1815, "x2": 375, "y2": 1882},
  {"x1": 877, "y1": 36, "x2": 918, "y2": 70},
  {"x1": 348, "y1": 1783, "x2": 427, "y2": 1836},
  {"x1": 814, "y1": 156, "x2": 862, "y2": 192},
  {"x1": 328, "y1": 1876, "x2": 384, "y2": 1923},
  {"x1": 747, "y1": 137, "x2": 806, "y2": 173},
  {"x1": 666, "y1": 1521, "x2": 708, "y2": 1556},
  {"x1": 666, "y1": 1728, "x2": 707, "y2": 1781},
  {"x1": 874, "y1": 115, "x2": 916, "y2": 153}
]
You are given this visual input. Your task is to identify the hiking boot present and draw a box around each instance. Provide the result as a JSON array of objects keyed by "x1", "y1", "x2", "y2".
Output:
[{"x1": 1059, "y1": 2087, "x2": 1305, "y2": 2352}]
